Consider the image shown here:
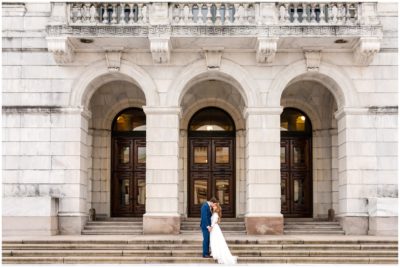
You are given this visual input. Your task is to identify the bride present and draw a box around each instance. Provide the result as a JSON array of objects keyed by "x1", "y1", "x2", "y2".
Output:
[{"x1": 210, "y1": 203, "x2": 237, "y2": 264}]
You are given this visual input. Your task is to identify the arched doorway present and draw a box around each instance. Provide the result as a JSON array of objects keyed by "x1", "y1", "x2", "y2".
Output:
[
  {"x1": 188, "y1": 107, "x2": 236, "y2": 218},
  {"x1": 111, "y1": 108, "x2": 146, "y2": 217},
  {"x1": 280, "y1": 108, "x2": 313, "y2": 217}
]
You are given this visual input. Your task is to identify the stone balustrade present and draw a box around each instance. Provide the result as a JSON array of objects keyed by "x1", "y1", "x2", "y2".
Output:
[
  {"x1": 68, "y1": 3, "x2": 150, "y2": 25},
  {"x1": 68, "y1": 2, "x2": 360, "y2": 26},
  {"x1": 277, "y1": 2, "x2": 359, "y2": 25}
]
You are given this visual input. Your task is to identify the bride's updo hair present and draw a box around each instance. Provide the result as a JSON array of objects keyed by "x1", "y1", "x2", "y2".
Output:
[{"x1": 214, "y1": 203, "x2": 222, "y2": 224}]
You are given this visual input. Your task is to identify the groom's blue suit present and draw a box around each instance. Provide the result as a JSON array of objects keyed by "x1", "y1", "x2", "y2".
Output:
[{"x1": 200, "y1": 202, "x2": 212, "y2": 257}]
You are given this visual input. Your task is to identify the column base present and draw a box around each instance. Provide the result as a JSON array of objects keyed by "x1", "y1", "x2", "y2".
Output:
[
  {"x1": 143, "y1": 214, "x2": 180, "y2": 235},
  {"x1": 368, "y1": 216, "x2": 398, "y2": 236},
  {"x1": 59, "y1": 214, "x2": 88, "y2": 235},
  {"x1": 245, "y1": 215, "x2": 283, "y2": 235},
  {"x1": 339, "y1": 216, "x2": 368, "y2": 235},
  {"x1": 3, "y1": 216, "x2": 59, "y2": 236}
]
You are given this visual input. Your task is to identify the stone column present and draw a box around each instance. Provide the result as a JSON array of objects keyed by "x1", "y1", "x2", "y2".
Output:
[
  {"x1": 244, "y1": 107, "x2": 283, "y2": 235},
  {"x1": 335, "y1": 107, "x2": 398, "y2": 235},
  {"x1": 143, "y1": 106, "x2": 181, "y2": 234}
]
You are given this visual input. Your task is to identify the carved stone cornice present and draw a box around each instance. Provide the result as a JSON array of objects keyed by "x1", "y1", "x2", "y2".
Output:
[
  {"x1": 203, "y1": 47, "x2": 223, "y2": 70},
  {"x1": 352, "y1": 37, "x2": 381, "y2": 66},
  {"x1": 46, "y1": 37, "x2": 75, "y2": 64},
  {"x1": 303, "y1": 49, "x2": 322, "y2": 72},
  {"x1": 104, "y1": 47, "x2": 123, "y2": 72},
  {"x1": 149, "y1": 37, "x2": 171, "y2": 64},
  {"x1": 256, "y1": 37, "x2": 278, "y2": 64}
]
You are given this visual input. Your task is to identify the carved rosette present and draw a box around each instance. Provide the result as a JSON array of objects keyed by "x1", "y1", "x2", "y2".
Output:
[
  {"x1": 149, "y1": 37, "x2": 171, "y2": 64},
  {"x1": 304, "y1": 50, "x2": 322, "y2": 71},
  {"x1": 46, "y1": 37, "x2": 75, "y2": 64},
  {"x1": 105, "y1": 47, "x2": 123, "y2": 72},
  {"x1": 353, "y1": 37, "x2": 381, "y2": 66},
  {"x1": 256, "y1": 37, "x2": 278, "y2": 64}
]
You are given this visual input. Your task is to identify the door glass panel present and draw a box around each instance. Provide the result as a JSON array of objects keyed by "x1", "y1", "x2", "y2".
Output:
[
  {"x1": 293, "y1": 146, "x2": 305, "y2": 164},
  {"x1": 216, "y1": 147, "x2": 229, "y2": 164},
  {"x1": 120, "y1": 146, "x2": 130, "y2": 164},
  {"x1": 216, "y1": 180, "x2": 229, "y2": 205},
  {"x1": 293, "y1": 179, "x2": 304, "y2": 205},
  {"x1": 194, "y1": 147, "x2": 208, "y2": 164},
  {"x1": 137, "y1": 147, "x2": 146, "y2": 164},
  {"x1": 194, "y1": 180, "x2": 208, "y2": 205},
  {"x1": 137, "y1": 179, "x2": 146, "y2": 205},
  {"x1": 120, "y1": 179, "x2": 130, "y2": 205},
  {"x1": 280, "y1": 147, "x2": 286, "y2": 164}
]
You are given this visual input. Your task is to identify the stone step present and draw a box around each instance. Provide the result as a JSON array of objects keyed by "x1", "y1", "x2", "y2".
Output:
[
  {"x1": 95, "y1": 218, "x2": 142, "y2": 222},
  {"x1": 284, "y1": 231, "x2": 345, "y2": 235},
  {"x1": 3, "y1": 256, "x2": 397, "y2": 264},
  {"x1": 83, "y1": 226, "x2": 143, "y2": 231},
  {"x1": 3, "y1": 249, "x2": 397, "y2": 258},
  {"x1": 284, "y1": 218, "x2": 330, "y2": 222},
  {"x1": 86, "y1": 222, "x2": 143, "y2": 226},
  {"x1": 284, "y1": 221, "x2": 340, "y2": 225},
  {"x1": 184, "y1": 218, "x2": 244, "y2": 222}
]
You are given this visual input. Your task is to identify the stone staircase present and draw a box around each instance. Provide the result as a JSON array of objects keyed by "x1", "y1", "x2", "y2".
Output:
[
  {"x1": 3, "y1": 236, "x2": 397, "y2": 264},
  {"x1": 284, "y1": 218, "x2": 345, "y2": 235},
  {"x1": 180, "y1": 217, "x2": 247, "y2": 235},
  {"x1": 82, "y1": 218, "x2": 143, "y2": 235}
]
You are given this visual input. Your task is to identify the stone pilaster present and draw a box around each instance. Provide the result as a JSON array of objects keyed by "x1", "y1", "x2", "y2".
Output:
[
  {"x1": 143, "y1": 106, "x2": 181, "y2": 234},
  {"x1": 244, "y1": 107, "x2": 283, "y2": 235}
]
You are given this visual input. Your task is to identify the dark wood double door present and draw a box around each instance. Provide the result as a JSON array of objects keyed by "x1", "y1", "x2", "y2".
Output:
[
  {"x1": 188, "y1": 137, "x2": 235, "y2": 218},
  {"x1": 281, "y1": 137, "x2": 312, "y2": 217},
  {"x1": 111, "y1": 137, "x2": 146, "y2": 217}
]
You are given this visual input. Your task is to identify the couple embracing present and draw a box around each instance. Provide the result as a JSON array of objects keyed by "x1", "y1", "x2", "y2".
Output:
[{"x1": 200, "y1": 197, "x2": 237, "y2": 265}]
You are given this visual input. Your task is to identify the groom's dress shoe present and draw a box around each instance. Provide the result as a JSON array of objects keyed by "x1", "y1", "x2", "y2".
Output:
[{"x1": 203, "y1": 255, "x2": 212, "y2": 258}]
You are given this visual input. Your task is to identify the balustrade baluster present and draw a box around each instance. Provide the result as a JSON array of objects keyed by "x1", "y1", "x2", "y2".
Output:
[
  {"x1": 301, "y1": 3, "x2": 307, "y2": 23},
  {"x1": 110, "y1": 4, "x2": 117, "y2": 24},
  {"x1": 244, "y1": 3, "x2": 250, "y2": 24},
  {"x1": 224, "y1": 4, "x2": 231, "y2": 25},
  {"x1": 319, "y1": 3, "x2": 326, "y2": 24},
  {"x1": 198, "y1": 4, "x2": 205, "y2": 25},
  {"x1": 215, "y1": 3, "x2": 222, "y2": 25},
  {"x1": 120, "y1": 4, "x2": 126, "y2": 25},
  {"x1": 70, "y1": 4, "x2": 76, "y2": 23},
  {"x1": 143, "y1": 4, "x2": 148, "y2": 24},
  {"x1": 234, "y1": 3, "x2": 239, "y2": 24},
  {"x1": 345, "y1": 4, "x2": 352, "y2": 25},
  {"x1": 76, "y1": 4, "x2": 83, "y2": 24},
  {"x1": 102, "y1": 4, "x2": 108, "y2": 24},
  {"x1": 128, "y1": 4, "x2": 134, "y2": 24},
  {"x1": 284, "y1": 3, "x2": 290, "y2": 23},
  {"x1": 278, "y1": 4, "x2": 285, "y2": 23},
  {"x1": 310, "y1": 3, "x2": 316, "y2": 23},
  {"x1": 183, "y1": 4, "x2": 190, "y2": 24},
  {"x1": 137, "y1": 4, "x2": 143, "y2": 24},
  {"x1": 353, "y1": 4, "x2": 359, "y2": 24},
  {"x1": 331, "y1": 4, "x2": 337, "y2": 24},
  {"x1": 293, "y1": 3, "x2": 299, "y2": 24},
  {"x1": 188, "y1": 4, "x2": 194, "y2": 24},
  {"x1": 173, "y1": 4, "x2": 180, "y2": 24}
]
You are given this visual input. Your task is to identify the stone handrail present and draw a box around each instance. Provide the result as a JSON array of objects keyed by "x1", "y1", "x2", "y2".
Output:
[{"x1": 67, "y1": 2, "x2": 362, "y2": 26}]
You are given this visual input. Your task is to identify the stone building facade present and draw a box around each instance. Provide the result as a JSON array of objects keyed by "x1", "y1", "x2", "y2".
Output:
[{"x1": 2, "y1": 2, "x2": 398, "y2": 236}]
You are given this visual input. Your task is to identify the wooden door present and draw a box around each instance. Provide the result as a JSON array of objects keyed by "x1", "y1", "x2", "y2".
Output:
[
  {"x1": 188, "y1": 137, "x2": 235, "y2": 217},
  {"x1": 281, "y1": 137, "x2": 312, "y2": 217},
  {"x1": 111, "y1": 137, "x2": 146, "y2": 217}
]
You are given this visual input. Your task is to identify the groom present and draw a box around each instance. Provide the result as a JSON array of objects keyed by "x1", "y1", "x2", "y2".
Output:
[{"x1": 200, "y1": 197, "x2": 218, "y2": 258}]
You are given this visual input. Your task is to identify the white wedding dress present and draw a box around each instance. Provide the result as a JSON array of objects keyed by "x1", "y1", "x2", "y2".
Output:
[{"x1": 210, "y1": 212, "x2": 237, "y2": 265}]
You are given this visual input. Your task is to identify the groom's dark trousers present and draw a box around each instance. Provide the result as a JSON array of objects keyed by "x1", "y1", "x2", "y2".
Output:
[{"x1": 200, "y1": 202, "x2": 212, "y2": 257}]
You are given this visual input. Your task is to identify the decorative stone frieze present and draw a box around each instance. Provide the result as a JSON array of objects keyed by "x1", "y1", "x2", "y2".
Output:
[
  {"x1": 203, "y1": 47, "x2": 223, "y2": 70},
  {"x1": 46, "y1": 37, "x2": 75, "y2": 64},
  {"x1": 104, "y1": 47, "x2": 123, "y2": 72},
  {"x1": 353, "y1": 37, "x2": 381, "y2": 66},
  {"x1": 149, "y1": 37, "x2": 171, "y2": 64},
  {"x1": 256, "y1": 37, "x2": 278, "y2": 64},
  {"x1": 303, "y1": 49, "x2": 322, "y2": 72}
]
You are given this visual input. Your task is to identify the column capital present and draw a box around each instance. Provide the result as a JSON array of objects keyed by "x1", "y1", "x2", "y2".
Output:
[
  {"x1": 143, "y1": 106, "x2": 182, "y2": 117},
  {"x1": 243, "y1": 107, "x2": 283, "y2": 118}
]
